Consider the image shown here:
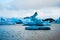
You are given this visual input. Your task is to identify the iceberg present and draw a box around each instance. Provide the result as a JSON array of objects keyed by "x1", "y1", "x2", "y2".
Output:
[
  {"x1": 43, "y1": 21, "x2": 51, "y2": 26},
  {"x1": 0, "y1": 17, "x2": 23, "y2": 25},
  {"x1": 25, "y1": 26, "x2": 50, "y2": 30},
  {"x1": 22, "y1": 12, "x2": 51, "y2": 30},
  {"x1": 22, "y1": 12, "x2": 43, "y2": 26},
  {"x1": 0, "y1": 17, "x2": 16, "y2": 25},
  {"x1": 22, "y1": 19, "x2": 36, "y2": 26},
  {"x1": 5, "y1": 18, "x2": 16, "y2": 25},
  {"x1": 22, "y1": 12, "x2": 51, "y2": 26},
  {"x1": 11, "y1": 18, "x2": 22, "y2": 24},
  {"x1": 55, "y1": 17, "x2": 60, "y2": 24},
  {"x1": 43, "y1": 18, "x2": 55, "y2": 23}
]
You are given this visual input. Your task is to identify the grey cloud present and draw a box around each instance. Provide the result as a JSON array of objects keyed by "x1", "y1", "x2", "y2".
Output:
[
  {"x1": 10, "y1": 0, "x2": 60, "y2": 9},
  {"x1": 0, "y1": 0, "x2": 60, "y2": 10}
]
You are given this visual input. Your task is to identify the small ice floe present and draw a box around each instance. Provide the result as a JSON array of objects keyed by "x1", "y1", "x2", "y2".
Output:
[
  {"x1": 54, "y1": 17, "x2": 60, "y2": 24},
  {"x1": 25, "y1": 26, "x2": 51, "y2": 30}
]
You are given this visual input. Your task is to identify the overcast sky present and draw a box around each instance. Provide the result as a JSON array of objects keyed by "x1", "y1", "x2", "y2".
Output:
[
  {"x1": 0, "y1": 0, "x2": 60, "y2": 19},
  {"x1": 0, "y1": 0, "x2": 60, "y2": 9}
]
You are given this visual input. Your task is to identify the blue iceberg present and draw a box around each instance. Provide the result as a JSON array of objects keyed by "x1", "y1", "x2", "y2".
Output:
[
  {"x1": 55, "y1": 17, "x2": 60, "y2": 24},
  {"x1": 43, "y1": 18, "x2": 55, "y2": 23},
  {"x1": 22, "y1": 12, "x2": 51, "y2": 30},
  {"x1": 11, "y1": 18, "x2": 22, "y2": 24},
  {"x1": 0, "y1": 17, "x2": 23, "y2": 25},
  {"x1": 0, "y1": 17, "x2": 16, "y2": 25},
  {"x1": 43, "y1": 21, "x2": 51, "y2": 26},
  {"x1": 25, "y1": 26, "x2": 51, "y2": 30},
  {"x1": 22, "y1": 12, "x2": 51, "y2": 26}
]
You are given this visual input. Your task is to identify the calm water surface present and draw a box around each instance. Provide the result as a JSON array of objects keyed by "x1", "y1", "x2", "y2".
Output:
[{"x1": 0, "y1": 24, "x2": 60, "y2": 40}]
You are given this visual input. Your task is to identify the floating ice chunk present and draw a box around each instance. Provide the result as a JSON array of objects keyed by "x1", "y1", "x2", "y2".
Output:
[{"x1": 25, "y1": 26, "x2": 51, "y2": 30}]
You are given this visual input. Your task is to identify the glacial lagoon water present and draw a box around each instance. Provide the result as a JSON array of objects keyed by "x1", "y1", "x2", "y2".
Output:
[{"x1": 0, "y1": 24, "x2": 60, "y2": 40}]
